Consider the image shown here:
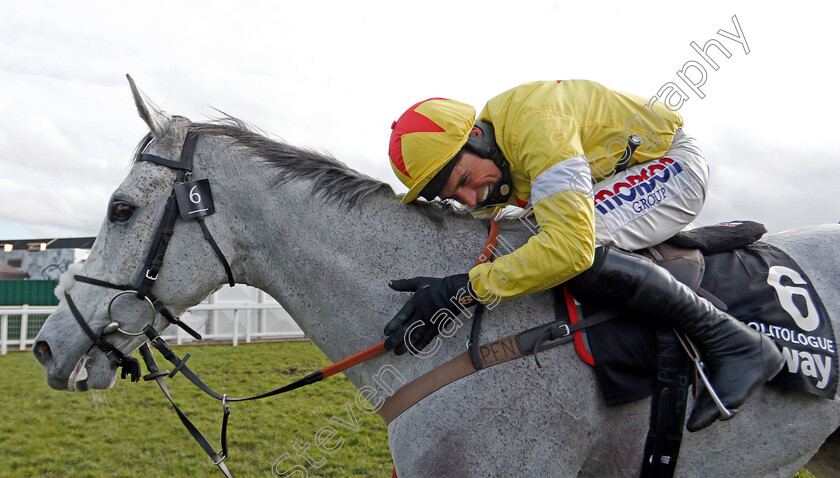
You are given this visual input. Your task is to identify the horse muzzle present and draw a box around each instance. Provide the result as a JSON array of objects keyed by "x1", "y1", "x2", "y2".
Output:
[{"x1": 33, "y1": 309, "x2": 122, "y2": 392}]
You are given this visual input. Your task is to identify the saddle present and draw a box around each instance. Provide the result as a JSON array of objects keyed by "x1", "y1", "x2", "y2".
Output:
[
  {"x1": 476, "y1": 221, "x2": 772, "y2": 478},
  {"x1": 643, "y1": 219, "x2": 769, "y2": 300},
  {"x1": 569, "y1": 220, "x2": 768, "y2": 406},
  {"x1": 515, "y1": 220, "x2": 767, "y2": 396},
  {"x1": 558, "y1": 220, "x2": 837, "y2": 477},
  {"x1": 588, "y1": 220, "x2": 766, "y2": 478}
]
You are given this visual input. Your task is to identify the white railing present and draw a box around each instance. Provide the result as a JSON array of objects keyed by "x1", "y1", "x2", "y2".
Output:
[
  {"x1": 0, "y1": 302, "x2": 305, "y2": 355},
  {"x1": 0, "y1": 305, "x2": 54, "y2": 355}
]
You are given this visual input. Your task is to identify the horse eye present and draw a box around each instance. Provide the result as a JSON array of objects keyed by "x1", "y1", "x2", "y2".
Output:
[{"x1": 110, "y1": 202, "x2": 136, "y2": 222}]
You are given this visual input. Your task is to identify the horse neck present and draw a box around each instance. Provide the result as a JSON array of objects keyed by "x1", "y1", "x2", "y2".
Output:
[{"x1": 220, "y1": 148, "x2": 489, "y2": 383}]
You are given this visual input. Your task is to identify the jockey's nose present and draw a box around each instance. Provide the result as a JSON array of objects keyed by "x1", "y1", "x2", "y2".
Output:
[{"x1": 456, "y1": 189, "x2": 477, "y2": 207}]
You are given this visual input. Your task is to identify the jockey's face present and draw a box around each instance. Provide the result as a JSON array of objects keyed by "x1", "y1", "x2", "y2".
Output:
[{"x1": 438, "y1": 151, "x2": 502, "y2": 207}]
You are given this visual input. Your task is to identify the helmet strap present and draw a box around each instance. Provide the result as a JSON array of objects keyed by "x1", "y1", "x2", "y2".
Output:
[
  {"x1": 467, "y1": 121, "x2": 513, "y2": 207},
  {"x1": 474, "y1": 165, "x2": 511, "y2": 208}
]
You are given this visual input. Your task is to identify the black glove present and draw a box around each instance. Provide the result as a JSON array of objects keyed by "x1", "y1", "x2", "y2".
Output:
[{"x1": 384, "y1": 274, "x2": 478, "y2": 355}]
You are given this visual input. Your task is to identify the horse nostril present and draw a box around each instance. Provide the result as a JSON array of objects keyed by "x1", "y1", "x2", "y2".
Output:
[{"x1": 33, "y1": 340, "x2": 53, "y2": 364}]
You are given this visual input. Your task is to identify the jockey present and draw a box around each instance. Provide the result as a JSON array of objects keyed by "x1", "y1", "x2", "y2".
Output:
[{"x1": 384, "y1": 80, "x2": 784, "y2": 432}]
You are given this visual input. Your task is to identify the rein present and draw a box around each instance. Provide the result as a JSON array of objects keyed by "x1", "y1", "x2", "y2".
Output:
[
  {"x1": 138, "y1": 222, "x2": 503, "y2": 476},
  {"x1": 63, "y1": 127, "x2": 426, "y2": 476},
  {"x1": 66, "y1": 142, "x2": 597, "y2": 477},
  {"x1": 121, "y1": 224, "x2": 501, "y2": 477},
  {"x1": 64, "y1": 130, "x2": 238, "y2": 475}
]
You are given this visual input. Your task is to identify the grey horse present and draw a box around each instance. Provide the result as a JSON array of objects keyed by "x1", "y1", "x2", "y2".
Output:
[{"x1": 33, "y1": 78, "x2": 840, "y2": 477}]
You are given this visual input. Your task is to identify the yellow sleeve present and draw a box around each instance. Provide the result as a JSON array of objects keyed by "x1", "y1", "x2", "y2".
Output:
[{"x1": 467, "y1": 108, "x2": 596, "y2": 303}]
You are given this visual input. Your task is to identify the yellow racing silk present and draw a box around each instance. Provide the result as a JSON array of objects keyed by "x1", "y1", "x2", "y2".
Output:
[{"x1": 468, "y1": 80, "x2": 684, "y2": 302}]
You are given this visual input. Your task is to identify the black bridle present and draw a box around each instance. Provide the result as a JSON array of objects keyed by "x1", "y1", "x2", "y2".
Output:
[
  {"x1": 67, "y1": 130, "x2": 235, "y2": 369},
  {"x1": 64, "y1": 130, "x2": 332, "y2": 477},
  {"x1": 65, "y1": 130, "x2": 237, "y2": 473}
]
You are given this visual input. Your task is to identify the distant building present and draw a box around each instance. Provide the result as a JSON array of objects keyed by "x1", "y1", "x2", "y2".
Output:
[
  {"x1": 1, "y1": 238, "x2": 94, "y2": 280},
  {"x1": 0, "y1": 261, "x2": 29, "y2": 279},
  {"x1": 0, "y1": 236, "x2": 302, "y2": 338}
]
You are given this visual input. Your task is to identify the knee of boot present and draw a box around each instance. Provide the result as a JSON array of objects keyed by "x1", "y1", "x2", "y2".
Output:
[
  {"x1": 565, "y1": 245, "x2": 611, "y2": 292},
  {"x1": 567, "y1": 247, "x2": 659, "y2": 307}
]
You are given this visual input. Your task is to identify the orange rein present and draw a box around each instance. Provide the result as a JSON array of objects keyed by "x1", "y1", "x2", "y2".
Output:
[
  {"x1": 319, "y1": 341, "x2": 388, "y2": 378},
  {"x1": 474, "y1": 218, "x2": 501, "y2": 267}
]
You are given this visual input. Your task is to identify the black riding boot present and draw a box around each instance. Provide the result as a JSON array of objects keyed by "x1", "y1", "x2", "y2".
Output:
[{"x1": 567, "y1": 246, "x2": 784, "y2": 432}]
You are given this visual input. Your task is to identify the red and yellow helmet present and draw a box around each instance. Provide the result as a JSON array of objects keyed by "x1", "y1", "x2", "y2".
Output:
[{"x1": 389, "y1": 98, "x2": 475, "y2": 203}]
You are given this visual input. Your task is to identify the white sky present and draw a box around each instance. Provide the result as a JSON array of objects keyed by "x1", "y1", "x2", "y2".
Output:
[{"x1": 1, "y1": 1, "x2": 838, "y2": 240}]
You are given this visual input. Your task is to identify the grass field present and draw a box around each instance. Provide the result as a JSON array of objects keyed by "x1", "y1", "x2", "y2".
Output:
[
  {"x1": 0, "y1": 341, "x2": 818, "y2": 477},
  {"x1": 1, "y1": 342, "x2": 392, "y2": 477}
]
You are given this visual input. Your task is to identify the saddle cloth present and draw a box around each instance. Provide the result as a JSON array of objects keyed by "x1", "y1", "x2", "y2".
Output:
[{"x1": 575, "y1": 223, "x2": 838, "y2": 406}]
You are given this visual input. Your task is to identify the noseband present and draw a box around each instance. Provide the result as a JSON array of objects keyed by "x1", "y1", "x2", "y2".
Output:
[{"x1": 65, "y1": 130, "x2": 235, "y2": 381}]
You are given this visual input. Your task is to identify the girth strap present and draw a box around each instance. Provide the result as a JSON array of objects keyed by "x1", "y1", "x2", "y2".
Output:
[
  {"x1": 377, "y1": 308, "x2": 617, "y2": 425},
  {"x1": 639, "y1": 329, "x2": 690, "y2": 478}
]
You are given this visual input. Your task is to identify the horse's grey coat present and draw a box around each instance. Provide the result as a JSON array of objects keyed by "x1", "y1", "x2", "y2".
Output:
[{"x1": 34, "y1": 88, "x2": 840, "y2": 477}]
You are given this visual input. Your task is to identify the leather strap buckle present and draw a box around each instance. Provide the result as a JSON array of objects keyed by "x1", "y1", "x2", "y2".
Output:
[{"x1": 555, "y1": 324, "x2": 570, "y2": 338}]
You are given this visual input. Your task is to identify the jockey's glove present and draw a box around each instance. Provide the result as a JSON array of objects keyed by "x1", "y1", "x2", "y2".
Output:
[{"x1": 384, "y1": 274, "x2": 478, "y2": 355}]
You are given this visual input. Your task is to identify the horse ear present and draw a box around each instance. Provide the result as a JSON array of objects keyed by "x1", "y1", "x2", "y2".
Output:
[{"x1": 126, "y1": 74, "x2": 173, "y2": 139}]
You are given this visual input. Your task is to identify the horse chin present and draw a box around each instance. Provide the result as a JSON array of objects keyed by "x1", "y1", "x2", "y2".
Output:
[{"x1": 67, "y1": 352, "x2": 118, "y2": 391}]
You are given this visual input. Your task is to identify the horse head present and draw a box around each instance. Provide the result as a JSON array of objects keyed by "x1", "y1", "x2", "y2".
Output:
[{"x1": 33, "y1": 76, "x2": 240, "y2": 391}]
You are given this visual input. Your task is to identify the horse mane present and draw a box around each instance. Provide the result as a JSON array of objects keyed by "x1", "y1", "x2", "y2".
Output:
[
  {"x1": 131, "y1": 115, "x2": 477, "y2": 222},
  {"x1": 187, "y1": 117, "x2": 395, "y2": 210}
]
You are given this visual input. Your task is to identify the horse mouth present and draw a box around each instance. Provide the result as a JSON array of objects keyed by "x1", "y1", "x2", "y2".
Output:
[
  {"x1": 67, "y1": 353, "x2": 116, "y2": 391},
  {"x1": 68, "y1": 356, "x2": 90, "y2": 391}
]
